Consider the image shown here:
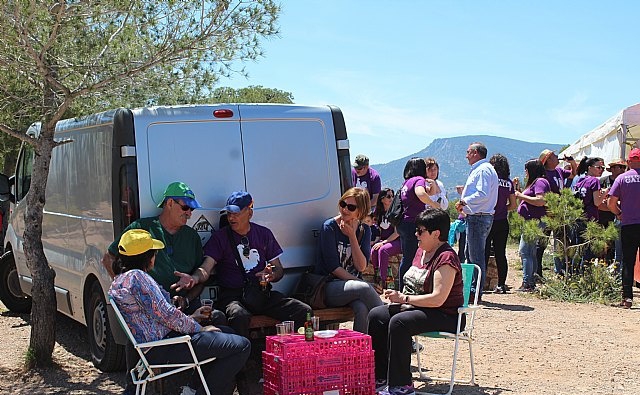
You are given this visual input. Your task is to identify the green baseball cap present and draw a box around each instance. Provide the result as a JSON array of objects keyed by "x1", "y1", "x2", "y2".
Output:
[{"x1": 157, "y1": 181, "x2": 202, "y2": 209}]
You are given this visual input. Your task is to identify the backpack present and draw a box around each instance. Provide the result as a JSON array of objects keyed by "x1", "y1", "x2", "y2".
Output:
[{"x1": 384, "y1": 188, "x2": 404, "y2": 227}]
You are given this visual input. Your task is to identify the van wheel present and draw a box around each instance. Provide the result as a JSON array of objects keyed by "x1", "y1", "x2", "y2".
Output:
[
  {"x1": 85, "y1": 281, "x2": 124, "y2": 372},
  {"x1": 0, "y1": 251, "x2": 32, "y2": 313}
]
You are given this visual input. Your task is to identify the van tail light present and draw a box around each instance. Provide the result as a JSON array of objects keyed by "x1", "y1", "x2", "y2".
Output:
[{"x1": 213, "y1": 109, "x2": 234, "y2": 118}]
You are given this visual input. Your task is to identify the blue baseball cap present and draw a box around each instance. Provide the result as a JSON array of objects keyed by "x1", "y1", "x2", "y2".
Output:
[{"x1": 222, "y1": 191, "x2": 253, "y2": 213}]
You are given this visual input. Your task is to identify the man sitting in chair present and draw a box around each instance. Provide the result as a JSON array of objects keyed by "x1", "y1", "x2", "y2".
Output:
[
  {"x1": 201, "y1": 191, "x2": 311, "y2": 338},
  {"x1": 109, "y1": 229, "x2": 250, "y2": 395},
  {"x1": 367, "y1": 209, "x2": 465, "y2": 395}
]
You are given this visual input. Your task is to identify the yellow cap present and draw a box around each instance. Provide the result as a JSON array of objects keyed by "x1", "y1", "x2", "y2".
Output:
[{"x1": 117, "y1": 229, "x2": 165, "y2": 256}]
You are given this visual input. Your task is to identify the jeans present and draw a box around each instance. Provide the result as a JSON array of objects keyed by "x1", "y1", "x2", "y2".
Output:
[
  {"x1": 371, "y1": 239, "x2": 402, "y2": 280},
  {"x1": 465, "y1": 214, "x2": 493, "y2": 296},
  {"x1": 368, "y1": 304, "x2": 462, "y2": 387},
  {"x1": 146, "y1": 327, "x2": 251, "y2": 395},
  {"x1": 324, "y1": 279, "x2": 383, "y2": 333},
  {"x1": 621, "y1": 224, "x2": 640, "y2": 299},
  {"x1": 519, "y1": 235, "x2": 537, "y2": 287},
  {"x1": 485, "y1": 219, "x2": 509, "y2": 287},
  {"x1": 397, "y1": 219, "x2": 418, "y2": 291}
]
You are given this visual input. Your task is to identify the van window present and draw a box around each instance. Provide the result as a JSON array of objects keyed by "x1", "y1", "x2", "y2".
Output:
[
  {"x1": 15, "y1": 144, "x2": 34, "y2": 201},
  {"x1": 243, "y1": 119, "x2": 331, "y2": 207}
]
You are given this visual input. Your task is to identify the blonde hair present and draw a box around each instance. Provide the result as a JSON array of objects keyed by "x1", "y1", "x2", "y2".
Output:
[{"x1": 339, "y1": 187, "x2": 371, "y2": 221}]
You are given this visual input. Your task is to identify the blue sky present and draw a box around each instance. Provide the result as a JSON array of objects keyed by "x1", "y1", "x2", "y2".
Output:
[{"x1": 220, "y1": 1, "x2": 640, "y2": 164}]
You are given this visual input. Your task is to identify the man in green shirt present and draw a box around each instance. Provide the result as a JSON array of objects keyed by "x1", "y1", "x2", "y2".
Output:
[{"x1": 102, "y1": 181, "x2": 218, "y2": 314}]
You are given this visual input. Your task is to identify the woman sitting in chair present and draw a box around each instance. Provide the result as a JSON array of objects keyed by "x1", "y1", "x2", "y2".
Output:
[
  {"x1": 109, "y1": 229, "x2": 250, "y2": 395},
  {"x1": 368, "y1": 209, "x2": 464, "y2": 395}
]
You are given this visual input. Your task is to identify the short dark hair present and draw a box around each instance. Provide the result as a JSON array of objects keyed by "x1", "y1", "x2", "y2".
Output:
[
  {"x1": 415, "y1": 208, "x2": 450, "y2": 242},
  {"x1": 113, "y1": 250, "x2": 156, "y2": 275},
  {"x1": 403, "y1": 157, "x2": 427, "y2": 180},
  {"x1": 489, "y1": 154, "x2": 510, "y2": 179}
]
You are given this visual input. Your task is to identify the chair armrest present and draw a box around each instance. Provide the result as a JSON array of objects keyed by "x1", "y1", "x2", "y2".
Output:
[{"x1": 137, "y1": 335, "x2": 192, "y2": 349}]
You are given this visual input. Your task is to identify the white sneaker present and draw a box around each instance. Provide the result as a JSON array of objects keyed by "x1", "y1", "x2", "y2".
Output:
[{"x1": 179, "y1": 386, "x2": 197, "y2": 395}]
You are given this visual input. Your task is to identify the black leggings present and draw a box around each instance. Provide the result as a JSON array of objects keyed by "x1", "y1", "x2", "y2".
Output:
[
  {"x1": 368, "y1": 304, "x2": 462, "y2": 386},
  {"x1": 485, "y1": 219, "x2": 509, "y2": 286}
]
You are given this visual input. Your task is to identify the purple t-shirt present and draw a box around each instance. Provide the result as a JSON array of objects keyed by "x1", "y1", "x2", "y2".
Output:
[
  {"x1": 574, "y1": 175, "x2": 601, "y2": 221},
  {"x1": 545, "y1": 167, "x2": 571, "y2": 194},
  {"x1": 517, "y1": 178, "x2": 551, "y2": 220},
  {"x1": 609, "y1": 169, "x2": 640, "y2": 226},
  {"x1": 494, "y1": 178, "x2": 515, "y2": 221},
  {"x1": 401, "y1": 176, "x2": 428, "y2": 221},
  {"x1": 351, "y1": 167, "x2": 382, "y2": 198},
  {"x1": 203, "y1": 223, "x2": 283, "y2": 289},
  {"x1": 377, "y1": 217, "x2": 395, "y2": 240}
]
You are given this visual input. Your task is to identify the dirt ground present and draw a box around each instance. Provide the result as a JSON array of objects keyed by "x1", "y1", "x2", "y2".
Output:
[{"x1": 1, "y1": 246, "x2": 640, "y2": 395}]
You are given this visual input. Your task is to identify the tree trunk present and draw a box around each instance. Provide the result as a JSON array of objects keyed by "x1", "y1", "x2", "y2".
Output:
[{"x1": 23, "y1": 135, "x2": 57, "y2": 368}]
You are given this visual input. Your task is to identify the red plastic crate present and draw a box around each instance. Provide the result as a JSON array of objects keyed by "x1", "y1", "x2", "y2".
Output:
[{"x1": 263, "y1": 330, "x2": 375, "y2": 395}]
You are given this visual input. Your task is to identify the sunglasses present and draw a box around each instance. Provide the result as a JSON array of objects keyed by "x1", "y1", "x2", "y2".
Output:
[
  {"x1": 173, "y1": 199, "x2": 194, "y2": 212},
  {"x1": 339, "y1": 200, "x2": 358, "y2": 212},
  {"x1": 354, "y1": 166, "x2": 365, "y2": 171},
  {"x1": 240, "y1": 236, "x2": 250, "y2": 257},
  {"x1": 383, "y1": 193, "x2": 394, "y2": 199},
  {"x1": 416, "y1": 227, "x2": 431, "y2": 236},
  {"x1": 591, "y1": 165, "x2": 605, "y2": 170}
]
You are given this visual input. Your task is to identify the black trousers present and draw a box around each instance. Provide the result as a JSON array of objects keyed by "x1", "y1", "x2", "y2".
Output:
[
  {"x1": 621, "y1": 224, "x2": 640, "y2": 299},
  {"x1": 217, "y1": 287, "x2": 311, "y2": 338},
  {"x1": 368, "y1": 304, "x2": 462, "y2": 387},
  {"x1": 485, "y1": 218, "x2": 509, "y2": 287}
]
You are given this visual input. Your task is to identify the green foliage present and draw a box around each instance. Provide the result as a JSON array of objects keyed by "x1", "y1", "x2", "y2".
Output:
[
  {"x1": 447, "y1": 199, "x2": 459, "y2": 221},
  {"x1": 209, "y1": 85, "x2": 294, "y2": 103},
  {"x1": 539, "y1": 263, "x2": 620, "y2": 304}
]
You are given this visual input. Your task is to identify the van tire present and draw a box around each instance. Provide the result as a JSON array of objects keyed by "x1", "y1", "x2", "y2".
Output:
[
  {"x1": 0, "y1": 251, "x2": 32, "y2": 313},
  {"x1": 85, "y1": 281, "x2": 124, "y2": 372}
]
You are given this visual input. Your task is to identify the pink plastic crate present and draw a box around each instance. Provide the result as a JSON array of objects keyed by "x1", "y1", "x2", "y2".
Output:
[{"x1": 263, "y1": 331, "x2": 375, "y2": 395}]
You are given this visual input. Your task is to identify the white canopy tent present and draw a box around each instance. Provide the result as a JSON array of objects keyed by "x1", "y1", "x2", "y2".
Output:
[{"x1": 560, "y1": 103, "x2": 640, "y2": 163}]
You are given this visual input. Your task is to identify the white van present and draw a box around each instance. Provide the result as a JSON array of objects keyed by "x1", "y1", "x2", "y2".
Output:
[{"x1": 0, "y1": 104, "x2": 352, "y2": 371}]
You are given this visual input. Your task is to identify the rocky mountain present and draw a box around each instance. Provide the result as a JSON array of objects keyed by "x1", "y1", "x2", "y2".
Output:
[{"x1": 371, "y1": 135, "x2": 566, "y2": 194}]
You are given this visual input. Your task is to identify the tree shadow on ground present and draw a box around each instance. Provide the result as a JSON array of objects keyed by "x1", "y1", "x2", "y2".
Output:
[{"x1": 415, "y1": 381, "x2": 509, "y2": 394}]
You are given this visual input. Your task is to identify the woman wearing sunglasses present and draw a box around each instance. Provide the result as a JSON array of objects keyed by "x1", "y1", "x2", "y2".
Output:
[
  {"x1": 315, "y1": 187, "x2": 384, "y2": 333},
  {"x1": 573, "y1": 156, "x2": 608, "y2": 268},
  {"x1": 372, "y1": 188, "x2": 402, "y2": 287}
]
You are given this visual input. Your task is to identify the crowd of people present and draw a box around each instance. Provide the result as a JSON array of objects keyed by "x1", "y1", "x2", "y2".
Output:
[{"x1": 105, "y1": 144, "x2": 640, "y2": 395}]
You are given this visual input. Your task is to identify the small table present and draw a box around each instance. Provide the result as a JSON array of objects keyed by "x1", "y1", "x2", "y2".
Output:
[{"x1": 263, "y1": 329, "x2": 375, "y2": 395}]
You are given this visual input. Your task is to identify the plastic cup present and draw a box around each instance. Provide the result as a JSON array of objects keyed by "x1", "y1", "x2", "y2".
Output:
[
  {"x1": 201, "y1": 299, "x2": 213, "y2": 318},
  {"x1": 311, "y1": 316, "x2": 320, "y2": 331},
  {"x1": 276, "y1": 323, "x2": 287, "y2": 336},
  {"x1": 283, "y1": 320, "x2": 295, "y2": 334}
]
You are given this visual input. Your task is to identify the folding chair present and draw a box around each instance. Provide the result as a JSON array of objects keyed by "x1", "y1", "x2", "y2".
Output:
[
  {"x1": 109, "y1": 297, "x2": 216, "y2": 395},
  {"x1": 413, "y1": 263, "x2": 482, "y2": 395}
]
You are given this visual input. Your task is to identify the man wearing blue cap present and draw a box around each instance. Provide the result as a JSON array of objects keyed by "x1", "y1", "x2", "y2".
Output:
[{"x1": 202, "y1": 191, "x2": 311, "y2": 338}]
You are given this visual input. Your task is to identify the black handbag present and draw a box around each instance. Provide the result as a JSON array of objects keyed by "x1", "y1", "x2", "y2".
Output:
[
  {"x1": 294, "y1": 272, "x2": 330, "y2": 310},
  {"x1": 227, "y1": 227, "x2": 271, "y2": 313}
]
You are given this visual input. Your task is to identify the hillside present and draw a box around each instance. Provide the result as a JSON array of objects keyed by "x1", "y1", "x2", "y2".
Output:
[{"x1": 371, "y1": 135, "x2": 566, "y2": 193}]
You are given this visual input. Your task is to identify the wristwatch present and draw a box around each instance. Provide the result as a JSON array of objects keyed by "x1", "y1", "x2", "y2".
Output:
[{"x1": 404, "y1": 295, "x2": 410, "y2": 303}]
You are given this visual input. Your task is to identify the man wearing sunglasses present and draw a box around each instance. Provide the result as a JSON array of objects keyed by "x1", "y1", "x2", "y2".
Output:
[
  {"x1": 202, "y1": 191, "x2": 311, "y2": 338},
  {"x1": 352, "y1": 154, "x2": 382, "y2": 207},
  {"x1": 103, "y1": 181, "x2": 221, "y2": 314}
]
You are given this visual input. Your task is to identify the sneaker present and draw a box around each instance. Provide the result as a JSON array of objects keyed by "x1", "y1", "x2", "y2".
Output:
[
  {"x1": 378, "y1": 385, "x2": 416, "y2": 395},
  {"x1": 411, "y1": 339, "x2": 423, "y2": 353},
  {"x1": 618, "y1": 298, "x2": 633, "y2": 309},
  {"x1": 494, "y1": 285, "x2": 507, "y2": 294},
  {"x1": 179, "y1": 386, "x2": 197, "y2": 395},
  {"x1": 375, "y1": 379, "x2": 388, "y2": 391},
  {"x1": 515, "y1": 283, "x2": 535, "y2": 293}
]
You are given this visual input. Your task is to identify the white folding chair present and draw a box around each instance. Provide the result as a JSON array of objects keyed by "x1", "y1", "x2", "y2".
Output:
[
  {"x1": 109, "y1": 296, "x2": 216, "y2": 395},
  {"x1": 414, "y1": 263, "x2": 483, "y2": 395}
]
